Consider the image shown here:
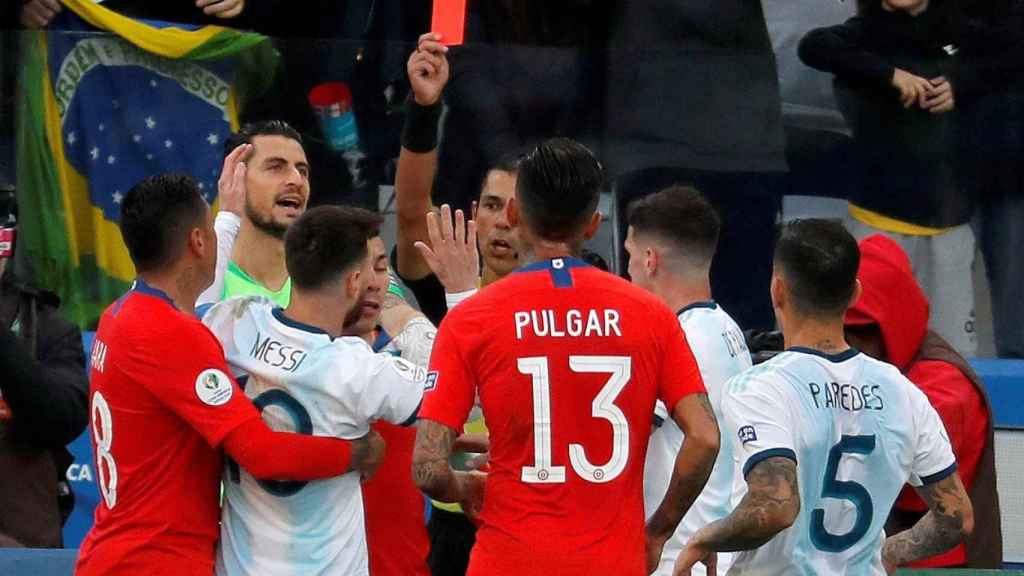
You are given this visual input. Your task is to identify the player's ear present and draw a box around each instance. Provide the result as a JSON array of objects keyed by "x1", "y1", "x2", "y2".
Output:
[
  {"x1": 770, "y1": 273, "x2": 785, "y2": 312},
  {"x1": 188, "y1": 226, "x2": 206, "y2": 259},
  {"x1": 346, "y1": 269, "x2": 362, "y2": 299},
  {"x1": 849, "y1": 279, "x2": 863, "y2": 310},
  {"x1": 506, "y1": 197, "x2": 520, "y2": 228},
  {"x1": 645, "y1": 246, "x2": 658, "y2": 278},
  {"x1": 582, "y1": 211, "x2": 601, "y2": 241}
]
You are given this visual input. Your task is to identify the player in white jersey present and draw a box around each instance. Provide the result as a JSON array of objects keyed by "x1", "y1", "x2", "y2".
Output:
[
  {"x1": 625, "y1": 186, "x2": 752, "y2": 576},
  {"x1": 674, "y1": 219, "x2": 973, "y2": 576},
  {"x1": 203, "y1": 206, "x2": 426, "y2": 576}
]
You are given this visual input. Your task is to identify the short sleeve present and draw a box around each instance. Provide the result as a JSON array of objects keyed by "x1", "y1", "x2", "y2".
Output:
[
  {"x1": 657, "y1": 311, "x2": 706, "y2": 413},
  {"x1": 124, "y1": 321, "x2": 258, "y2": 447},
  {"x1": 907, "y1": 386, "x2": 958, "y2": 487},
  {"x1": 419, "y1": 316, "x2": 477, "y2": 432},
  {"x1": 721, "y1": 373, "x2": 798, "y2": 477},
  {"x1": 359, "y1": 353, "x2": 427, "y2": 427}
]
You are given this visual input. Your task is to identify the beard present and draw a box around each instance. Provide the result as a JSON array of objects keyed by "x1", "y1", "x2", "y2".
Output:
[{"x1": 245, "y1": 199, "x2": 289, "y2": 239}]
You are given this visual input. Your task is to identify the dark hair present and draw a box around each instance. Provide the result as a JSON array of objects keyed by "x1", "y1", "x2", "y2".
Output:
[
  {"x1": 285, "y1": 205, "x2": 384, "y2": 290},
  {"x1": 516, "y1": 138, "x2": 603, "y2": 242},
  {"x1": 120, "y1": 174, "x2": 207, "y2": 273},
  {"x1": 774, "y1": 219, "x2": 860, "y2": 317},
  {"x1": 224, "y1": 120, "x2": 303, "y2": 159},
  {"x1": 628, "y1": 185, "x2": 720, "y2": 269}
]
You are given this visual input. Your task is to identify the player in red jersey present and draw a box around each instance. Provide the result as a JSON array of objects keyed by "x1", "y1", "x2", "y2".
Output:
[
  {"x1": 412, "y1": 139, "x2": 721, "y2": 576},
  {"x1": 76, "y1": 174, "x2": 382, "y2": 576}
]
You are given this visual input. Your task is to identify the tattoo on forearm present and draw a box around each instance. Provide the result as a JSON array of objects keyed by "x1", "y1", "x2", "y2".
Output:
[
  {"x1": 701, "y1": 457, "x2": 800, "y2": 552},
  {"x1": 882, "y1": 474, "x2": 969, "y2": 567},
  {"x1": 412, "y1": 420, "x2": 457, "y2": 500}
]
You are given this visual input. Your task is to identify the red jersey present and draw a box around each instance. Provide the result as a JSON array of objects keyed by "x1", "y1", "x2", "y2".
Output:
[
  {"x1": 420, "y1": 258, "x2": 705, "y2": 576},
  {"x1": 362, "y1": 421, "x2": 431, "y2": 576},
  {"x1": 76, "y1": 280, "x2": 258, "y2": 576}
]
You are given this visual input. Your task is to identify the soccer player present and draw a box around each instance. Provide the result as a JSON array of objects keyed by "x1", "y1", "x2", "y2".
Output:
[
  {"x1": 674, "y1": 219, "x2": 974, "y2": 575},
  {"x1": 197, "y1": 120, "x2": 310, "y2": 306},
  {"x1": 625, "y1": 186, "x2": 752, "y2": 576},
  {"x1": 202, "y1": 205, "x2": 427, "y2": 575},
  {"x1": 412, "y1": 138, "x2": 720, "y2": 576},
  {"x1": 76, "y1": 175, "x2": 380, "y2": 576}
]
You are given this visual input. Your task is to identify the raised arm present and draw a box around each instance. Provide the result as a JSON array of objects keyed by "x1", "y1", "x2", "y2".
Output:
[
  {"x1": 882, "y1": 470, "x2": 973, "y2": 572},
  {"x1": 197, "y1": 143, "x2": 250, "y2": 306},
  {"x1": 395, "y1": 33, "x2": 449, "y2": 282}
]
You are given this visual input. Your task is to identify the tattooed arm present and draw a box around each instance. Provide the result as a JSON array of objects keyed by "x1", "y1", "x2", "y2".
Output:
[
  {"x1": 412, "y1": 419, "x2": 487, "y2": 521},
  {"x1": 673, "y1": 456, "x2": 800, "y2": 575},
  {"x1": 646, "y1": 392, "x2": 720, "y2": 570},
  {"x1": 881, "y1": 473, "x2": 973, "y2": 572}
]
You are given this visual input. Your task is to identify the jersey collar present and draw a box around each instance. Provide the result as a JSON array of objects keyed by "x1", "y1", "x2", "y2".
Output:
[
  {"x1": 787, "y1": 346, "x2": 860, "y2": 363},
  {"x1": 677, "y1": 300, "x2": 717, "y2": 316},
  {"x1": 514, "y1": 256, "x2": 591, "y2": 274},
  {"x1": 132, "y1": 278, "x2": 176, "y2": 308},
  {"x1": 271, "y1": 307, "x2": 333, "y2": 340}
]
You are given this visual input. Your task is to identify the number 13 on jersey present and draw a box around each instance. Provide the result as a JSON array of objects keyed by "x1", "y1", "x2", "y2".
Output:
[{"x1": 518, "y1": 355, "x2": 631, "y2": 485}]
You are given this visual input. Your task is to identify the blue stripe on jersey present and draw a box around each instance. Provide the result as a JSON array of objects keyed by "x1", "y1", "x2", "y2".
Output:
[
  {"x1": 677, "y1": 300, "x2": 717, "y2": 315},
  {"x1": 743, "y1": 447, "x2": 798, "y2": 477},
  {"x1": 514, "y1": 257, "x2": 591, "y2": 288},
  {"x1": 271, "y1": 307, "x2": 332, "y2": 338},
  {"x1": 920, "y1": 461, "x2": 958, "y2": 485},
  {"x1": 788, "y1": 346, "x2": 860, "y2": 363}
]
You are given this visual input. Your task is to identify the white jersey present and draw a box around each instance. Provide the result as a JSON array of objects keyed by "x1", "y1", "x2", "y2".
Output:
[
  {"x1": 724, "y1": 348, "x2": 957, "y2": 575},
  {"x1": 644, "y1": 302, "x2": 752, "y2": 576},
  {"x1": 202, "y1": 296, "x2": 425, "y2": 576}
]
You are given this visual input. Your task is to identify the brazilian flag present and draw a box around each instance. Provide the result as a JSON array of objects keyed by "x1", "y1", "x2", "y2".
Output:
[{"x1": 16, "y1": 0, "x2": 274, "y2": 327}]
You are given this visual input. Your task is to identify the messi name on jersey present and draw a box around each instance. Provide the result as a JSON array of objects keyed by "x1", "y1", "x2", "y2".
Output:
[
  {"x1": 514, "y1": 308, "x2": 623, "y2": 340},
  {"x1": 808, "y1": 381, "x2": 885, "y2": 413},
  {"x1": 249, "y1": 332, "x2": 309, "y2": 373}
]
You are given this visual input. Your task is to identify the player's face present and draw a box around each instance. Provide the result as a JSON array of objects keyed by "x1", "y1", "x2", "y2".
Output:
[
  {"x1": 243, "y1": 135, "x2": 310, "y2": 239},
  {"x1": 345, "y1": 237, "x2": 389, "y2": 336},
  {"x1": 476, "y1": 170, "x2": 520, "y2": 278},
  {"x1": 342, "y1": 243, "x2": 379, "y2": 329},
  {"x1": 624, "y1": 226, "x2": 653, "y2": 290}
]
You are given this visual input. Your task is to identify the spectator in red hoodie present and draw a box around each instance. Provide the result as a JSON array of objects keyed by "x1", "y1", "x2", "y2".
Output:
[{"x1": 843, "y1": 234, "x2": 1001, "y2": 569}]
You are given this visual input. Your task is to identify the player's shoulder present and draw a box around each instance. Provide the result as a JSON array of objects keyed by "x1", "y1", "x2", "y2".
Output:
[{"x1": 199, "y1": 294, "x2": 274, "y2": 326}]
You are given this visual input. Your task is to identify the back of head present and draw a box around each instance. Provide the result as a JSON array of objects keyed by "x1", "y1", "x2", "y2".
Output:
[
  {"x1": 774, "y1": 219, "x2": 860, "y2": 318},
  {"x1": 120, "y1": 174, "x2": 206, "y2": 273},
  {"x1": 285, "y1": 205, "x2": 384, "y2": 291},
  {"x1": 515, "y1": 138, "x2": 603, "y2": 243},
  {"x1": 224, "y1": 120, "x2": 304, "y2": 159},
  {"x1": 628, "y1": 185, "x2": 720, "y2": 273}
]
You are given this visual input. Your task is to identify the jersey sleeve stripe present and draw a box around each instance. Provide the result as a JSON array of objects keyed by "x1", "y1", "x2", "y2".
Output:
[
  {"x1": 919, "y1": 461, "x2": 958, "y2": 485},
  {"x1": 743, "y1": 447, "x2": 798, "y2": 478}
]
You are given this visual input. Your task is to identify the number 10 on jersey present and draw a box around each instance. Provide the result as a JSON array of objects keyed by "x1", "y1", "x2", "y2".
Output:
[{"x1": 518, "y1": 355, "x2": 631, "y2": 485}]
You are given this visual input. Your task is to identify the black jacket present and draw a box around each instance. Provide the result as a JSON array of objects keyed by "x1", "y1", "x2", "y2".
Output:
[
  {"x1": 0, "y1": 271, "x2": 88, "y2": 548},
  {"x1": 799, "y1": 2, "x2": 971, "y2": 228}
]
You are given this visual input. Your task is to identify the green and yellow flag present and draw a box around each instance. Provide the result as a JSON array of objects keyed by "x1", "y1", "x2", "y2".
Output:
[{"x1": 16, "y1": 0, "x2": 273, "y2": 327}]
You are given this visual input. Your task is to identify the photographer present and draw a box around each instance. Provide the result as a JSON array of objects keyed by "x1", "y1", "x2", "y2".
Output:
[{"x1": 0, "y1": 189, "x2": 88, "y2": 547}]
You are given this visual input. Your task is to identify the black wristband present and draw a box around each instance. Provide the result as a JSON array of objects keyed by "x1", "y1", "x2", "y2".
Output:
[{"x1": 401, "y1": 95, "x2": 442, "y2": 153}]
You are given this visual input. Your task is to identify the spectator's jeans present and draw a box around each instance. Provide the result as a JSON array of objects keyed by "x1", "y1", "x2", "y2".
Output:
[
  {"x1": 846, "y1": 218, "x2": 978, "y2": 357},
  {"x1": 614, "y1": 168, "x2": 781, "y2": 332}
]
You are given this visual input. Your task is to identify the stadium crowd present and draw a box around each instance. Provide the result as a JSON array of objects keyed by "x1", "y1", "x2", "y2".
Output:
[{"x1": 0, "y1": 0, "x2": 1021, "y2": 574}]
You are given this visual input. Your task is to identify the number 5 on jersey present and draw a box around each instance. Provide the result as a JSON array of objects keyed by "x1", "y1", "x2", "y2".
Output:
[{"x1": 518, "y1": 355, "x2": 630, "y2": 484}]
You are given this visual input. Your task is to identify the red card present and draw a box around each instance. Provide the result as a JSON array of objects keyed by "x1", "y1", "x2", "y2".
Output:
[{"x1": 431, "y1": 0, "x2": 467, "y2": 46}]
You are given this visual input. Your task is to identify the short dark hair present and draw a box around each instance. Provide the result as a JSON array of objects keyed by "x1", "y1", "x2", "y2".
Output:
[
  {"x1": 224, "y1": 120, "x2": 304, "y2": 159},
  {"x1": 516, "y1": 138, "x2": 603, "y2": 242},
  {"x1": 120, "y1": 174, "x2": 207, "y2": 273},
  {"x1": 285, "y1": 205, "x2": 384, "y2": 290},
  {"x1": 774, "y1": 219, "x2": 860, "y2": 317},
  {"x1": 628, "y1": 185, "x2": 720, "y2": 269}
]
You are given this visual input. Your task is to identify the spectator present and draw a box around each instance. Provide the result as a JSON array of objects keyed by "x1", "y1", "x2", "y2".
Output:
[
  {"x1": 0, "y1": 195, "x2": 88, "y2": 548},
  {"x1": 844, "y1": 234, "x2": 1001, "y2": 568},
  {"x1": 799, "y1": 0, "x2": 977, "y2": 356},
  {"x1": 605, "y1": 0, "x2": 788, "y2": 332},
  {"x1": 959, "y1": 0, "x2": 1024, "y2": 358}
]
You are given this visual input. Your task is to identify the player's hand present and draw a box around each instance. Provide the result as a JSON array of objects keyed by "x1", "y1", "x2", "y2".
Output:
[
  {"x1": 891, "y1": 68, "x2": 933, "y2": 109},
  {"x1": 645, "y1": 529, "x2": 670, "y2": 575},
  {"x1": 19, "y1": 0, "x2": 61, "y2": 29},
  {"x1": 882, "y1": 556, "x2": 898, "y2": 575},
  {"x1": 672, "y1": 532, "x2": 717, "y2": 576},
  {"x1": 408, "y1": 33, "x2": 450, "y2": 107},
  {"x1": 196, "y1": 0, "x2": 246, "y2": 19},
  {"x1": 923, "y1": 76, "x2": 955, "y2": 114},
  {"x1": 218, "y1": 143, "x2": 251, "y2": 216},
  {"x1": 455, "y1": 470, "x2": 487, "y2": 525},
  {"x1": 352, "y1": 430, "x2": 386, "y2": 482},
  {"x1": 415, "y1": 204, "x2": 480, "y2": 294}
]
